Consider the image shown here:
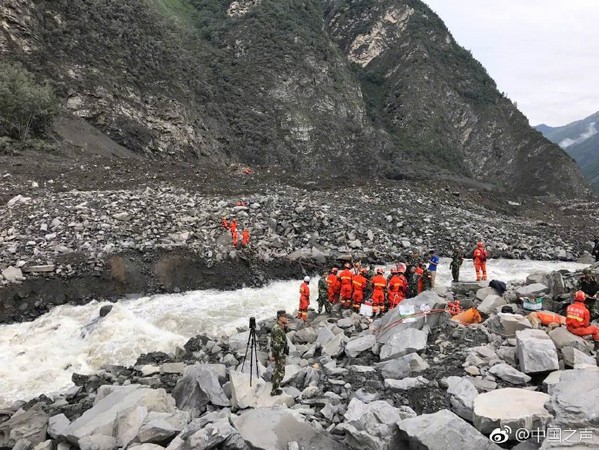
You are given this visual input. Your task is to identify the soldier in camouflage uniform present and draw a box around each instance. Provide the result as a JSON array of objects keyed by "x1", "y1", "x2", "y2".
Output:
[
  {"x1": 317, "y1": 270, "x2": 331, "y2": 314},
  {"x1": 270, "y1": 310, "x2": 289, "y2": 396},
  {"x1": 450, "y1": 247, "x2": 464, "y2": 283},
  {"x1": 578, "y1": 268, "x2": 599, "y2": 319}
]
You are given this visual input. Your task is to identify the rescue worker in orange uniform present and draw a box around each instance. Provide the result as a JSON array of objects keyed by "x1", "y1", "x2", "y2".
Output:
[
  {"x1": 351, "y1": 268, "x2": 368, "y2": 312},
  {"x1": 339, "y1": 263, "x2": 354, "y2": 308},
  {"x1": 297, "y1": 276, "x2": 310, "y2": 321},
  {"x1": 395, "y1": 263, "x2": 409, "y2": 304},
  {"x1": 473, "y1": 242, "x2": 488, "y2": 281},
  {"x1": 326, "y1": 267, "x2": 341, "y2": 304},
  {"x1": 371, "y1": 268, "x2": 387, "y2": 317},
  {"x1": 230, "y1": 219, "x2": 239, "y2": 247},
  {"x1": 566, "y1": 290, "x2": 599, "y2": 341},
  {"x1": 415, "y1": 264, "x2": 424, "y2": 294},
  {"x1": 221, "y1": 217, "x2": 230, "y2": 230},
  {"x1": 241, "y1": 229, "x2": 250, "y2": 247},
  {"x1": 387, "y1": 268, "x2": 402, "y2": 310}
]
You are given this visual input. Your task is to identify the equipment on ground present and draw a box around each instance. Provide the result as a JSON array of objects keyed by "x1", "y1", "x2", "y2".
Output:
[{"x1": 241, "y1": 316, "x2": 260, "y2": 386}]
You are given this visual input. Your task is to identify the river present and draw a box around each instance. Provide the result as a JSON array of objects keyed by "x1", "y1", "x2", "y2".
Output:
[{"x1": 0, "y1": 258, "x2": 588, "y2": 407}]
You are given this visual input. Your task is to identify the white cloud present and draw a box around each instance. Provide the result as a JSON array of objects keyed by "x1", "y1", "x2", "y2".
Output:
[{"x1": 421, "y1": 0, "x2": 599, "y2": 126}]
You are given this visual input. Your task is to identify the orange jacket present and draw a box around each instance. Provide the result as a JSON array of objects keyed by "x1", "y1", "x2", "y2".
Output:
[
  {"x1": 242, "y1": 230, "x2": 250, "y2": 245},
  {"x1": 566, "y1": 303, "x2": 590, "y2": 329},
  {"x1": 352, "y1": 274, "x2": 367, "y2": 292},
  {"x1": 339, "y1": 269, "x2": 353, "y2": 286},
  {"x1": 327, "y1": 274, "x2": 340, "y2": 290},
  {"x1": 473, "y1": 248, "x2": 488, "y2": 262},
  {"x1": 230, "y1": 220, "x2": 238, "y2": 233},
  {"x1": 300, "y1": 282, "x2": 310, "y2": 301},
  {"x1": 536, "y1": 311, "x2": 566, "y2": 326},
  {"x1": 388, "y1": 275, "x2": 402, "y2": 293},
  {"x1": 372, "y1": 275, "x2": 387, "y2": 292}
]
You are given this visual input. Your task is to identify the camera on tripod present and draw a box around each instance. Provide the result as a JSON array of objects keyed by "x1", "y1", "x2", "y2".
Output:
[
  {"x1": 242, "y1": 316, "x2": 259, "y2": 386},
  {"x1": 249, "y1": 316, "x2": 256, "y2": 330}
]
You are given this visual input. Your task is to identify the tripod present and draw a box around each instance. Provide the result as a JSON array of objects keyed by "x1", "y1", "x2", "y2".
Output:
[{"x1": 241, "y1": 327, "x2": 260, "y2": 386}]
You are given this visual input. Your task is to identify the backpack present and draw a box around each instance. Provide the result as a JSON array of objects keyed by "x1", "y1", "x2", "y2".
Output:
[{"x1": 489, "y1": 279, "x2": 506, "y2": 295}]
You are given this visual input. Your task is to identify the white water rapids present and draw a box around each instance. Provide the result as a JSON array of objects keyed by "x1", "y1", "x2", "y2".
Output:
[{"x1": 0, "y1": 258, "x2": 589, "y2": 407}]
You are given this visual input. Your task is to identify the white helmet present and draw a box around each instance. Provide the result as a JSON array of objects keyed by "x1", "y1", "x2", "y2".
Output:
[{"x1": 304, "y1": 276, "x2": 310, "y2": 282}]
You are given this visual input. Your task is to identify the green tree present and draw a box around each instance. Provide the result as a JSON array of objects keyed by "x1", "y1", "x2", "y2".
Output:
[{"x1": 0, "y1": 62, "x2": 58, "y2": 140}]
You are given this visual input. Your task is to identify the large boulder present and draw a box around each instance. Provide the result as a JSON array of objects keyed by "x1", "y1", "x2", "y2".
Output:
[
  {"x1": 186, "y1": 417, "x2": 245, "y2": 450},
  {"x1": 478, "y1": 295, "x2": 507, "y2": 315},
  {"x1": 516, "y1": 329, "x2": 559, "y2": 374},
  {"x1": 63, "y1": 385, "x2": 176, "y2": 445},
  {"x1": 232, "y1": 408, "x2": 347, "y2": 450},
  {"x1": 397, "y1": 409, "x2": 500, "y2": 450},
  {"x1": 377, "y1": 353, "x2": 430, "y2": 379},
  {"x1": 548, "y1": 327, "x2": 593, "y2": 353},
  {"x1": 0, "y1": 408, "x2": 49, "y2": 448},
  {"x1": 476, "y1": 287, "x2": 498, "y2": 301},
  {"x1": 562, "y1": 347, "x2": 597, "y2": 368},
  {"x1": 542, "y1": 368, "x2": 599, "y2": 448},
  {"x1": 172, "y1": 364, "x2": 230, "y2": 415},
  {"x1": 340, "y1": 398, "x2": 416, "y2": 450},
  {"x1": 488, "y1": 364, "x2": 531, "y2": 385},
  {"x1": 229, "y1": 370, "x2": 294, "y2": 410},
  {"x1": 345, "y1": 334, "x2": 376, "y2": 358},
  {"x1": 486, "y1": 313, "x2": 532, "y2": 337},
  {"x1": 452, "y1": 281, "x2": 486, "y2": 296},
  {"x1": 444, "y1": 376, "x2": 478, "y2": 421},
  {"x1": 473, "y1": 388, "x2": 552, "y2": 434},
  {"x1": 137, "y1": 411, "x2": 190, "y2": 444},
  {"x1": 376, "y1": 291, "x2": 447, "y2": 345},
  {"x1": 516, "y1": 283, "x2": 549, "y2": 297},
  {"x1": 380, "y1": 328, "x2": 428, "y2": 361}
]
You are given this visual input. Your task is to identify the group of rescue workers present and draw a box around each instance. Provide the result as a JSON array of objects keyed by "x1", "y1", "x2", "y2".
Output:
[{"x1": 221, "y1": 217, "x2": 250, "y2": 248}]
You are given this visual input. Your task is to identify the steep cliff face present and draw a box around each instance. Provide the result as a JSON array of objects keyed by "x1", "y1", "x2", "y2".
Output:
[
  {"x1": 0, "y1": 0, "x2": 591, "y2": 197},
  {"x1": 323, "y1": 0, "x2": 590, "y2": 197}
]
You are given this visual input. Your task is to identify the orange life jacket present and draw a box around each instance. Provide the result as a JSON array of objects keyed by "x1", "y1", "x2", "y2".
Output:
[
  {"x1": 566, "y1": 303, "x2": 590, "y2": 329},
  {"x1": 339, "y1": 269, "x2": 353, "y2": 286},
  {"x1": 372, "y1": 275, "x2": 387, "y2": 292}
]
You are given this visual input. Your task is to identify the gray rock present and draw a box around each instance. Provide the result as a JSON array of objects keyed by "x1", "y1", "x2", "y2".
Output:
[
  {"x1": 130, "y1": 445, "x2": 165, "y2": 450},
  {"x1": 516, "y1": 283, "x2": 549, "y2": 297},
  {"x1": 378, "y1": 353, "x2": 430, "y2": 379},
  {"x1": 478, "y1": 295, "x2": 507, "y2": 315},
  {"x1": 13, "y1": 440, "x2": 32, "y2": 450},
  {"x1": 293, "y1": 328, "x2": 318, "y2": 344},
  {"x1": 473, "y1": 388, "x2": 552, "y2": 434},
  {"x1": 445, "y1": 376, "x2": 478, "y2": 421},
  {"x1": 548, "y1": 327, "x2": 593, "y2": 352},
  {"x1": 48, "y1": 414, "x2": 70, "y2": 439},
  {"x1": 161, "y1": 363, "x2": 185, "y2": 374},
  {"x1": 542, "y1": 367, "x2": 599, "y2": 448},
  {"x1": 115, "y1": 405, "x2": 147, "y2": 447},
  {"x1": 384, "y1": 376, "x2": 429, "y2": 391},
  {"x1": 345, "y1": 334, "x2": 376, "y2": 358},
  {"x1": 0, "y1": 408, "x2": 48, "y2": 448},
  {"x1": 229, "y1": 370, "x2": 294, "y2": 410},
  {"x1": 379, "y1": 328, "x2": 428, "y2": 361},
  {"x1": 516, "y1": 329, "x2": 559, "y2": 373},
  {"x1": 337, "y1": 318, "x2": 354, "y2": 329},
  {"x1": 487, "y1": 313, "x2": 532, "y2": 337},
  {"x1": 352, "y1": 389, "x2": 381, "y2": 404},
  {"x1": 526, "y1": 272, "x2": 549, "y2": 285},
  {"x1": 173, "y1": 364, "x2": 230, "y2": 415},
  {"x1": 281, "y1": 365, "x2": 300, "y2": 386},
  {"x1": 397, "y1": 409, "x2": 500, "y2": 450},
  {"x1": 488, "y1": 363, "x2": 531, "y2": 385},
  {"x1": 64, "y1": 385, "x2": 176, "y2": 445},
  {"x1": 186, "y1": 417, "x2": 244, "y2": 450},
  {"x1": 341, "y1": 398, "x2": 416, "y2": 450},
  {"x1": 138, "y1": 411, "x2": 189, "y2": 443},
  {"x1": 562, "y1": 347, "x2": 597, "y2": 368},
  {"x1": 233, "y1": 408, "x2": 346, "y2": 450},
  {"x1": 322, "y1": 333, "x2": 348, "y2": 358},
  {"x1": 79, "y1": 435, "x2": 118, "y2": 450},
  {"x1": 542, "y1": 371, "x2": 563, "y2": 395},
  {"x1": 32, "y1": 441, "x2": 53, "y2": 450},
  {"x1": 476, "y1": 287, "x2": 498, "y2": 301},
  {"x1": 1, "y1": 266, "x2": 24, "y2": 282},
  {"x1": 228, "y1": 331, "x2": 251, "y2": 352}
]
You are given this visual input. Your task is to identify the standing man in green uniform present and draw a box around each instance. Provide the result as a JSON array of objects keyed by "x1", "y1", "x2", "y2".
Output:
[
  {"x1": 317, "y1": 270, "x2": 331, "y2": 314},
  {"x1": 270, "y1": 310, "x2": 289, "y2": 396},
  {"x1": 450, "y1": 246, "x2": 464, "y2": 283}
]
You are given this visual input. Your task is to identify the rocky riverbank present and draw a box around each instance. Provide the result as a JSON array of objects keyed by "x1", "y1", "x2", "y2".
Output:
[
  {"x1": 2, "y1": 172, "x2": 597, "y2": 323},
  {"x1": 1, "y1": 265, "x2": 598, "y2": 450}
]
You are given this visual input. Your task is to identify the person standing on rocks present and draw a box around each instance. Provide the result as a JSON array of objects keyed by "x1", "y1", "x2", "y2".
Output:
[
  {"x1": 297, "y1": 276, "x2": 310, "y2": 321},
  {"x1": 351, "y1": 268, "x2": 368, "y2": 312},
  {"x1": 327, "y1": 267, "x2": 341, "y2": 305},
  {"x1": 317, "y1": 270, "x2": 331, "y2": 314},
  {"x1": 473, "y1": 241, "x2": 489, "y2": 281},
  {"x1": 566, "y1": 291, "x2": 599, "y2": 345},
  {"x1": 270, "y1": 310, "x2": 289, "y2": 396},
  {"x1": 427, "y1": 250, "x2": 440, "y2": 287},
  {"x1": 230, "y1": 219, "x2": 239, "y2": 247},
  {"x1": 450, "y1": 246, "x2": 464, "y2": 282},
  {"x1": 387, "y1": 267, "x2": 404, "y2": 310},
  {"x1": 241, "y1": 229, "x2": 250, "y2": 247},
  {"x1": 339, "y1": 263, "x2": 354, "y2": 309},
  {"x1": 371, "y1": 268, "x2": 387, "y2": 317}
]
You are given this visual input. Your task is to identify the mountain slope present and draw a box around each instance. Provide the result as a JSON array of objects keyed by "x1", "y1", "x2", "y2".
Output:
[
  {"x1": 0, "y1": 0, "x2": 591, "y2": 197},
  {"x1": 536, "y1": 111, "x2": 599, "y2": 190}
]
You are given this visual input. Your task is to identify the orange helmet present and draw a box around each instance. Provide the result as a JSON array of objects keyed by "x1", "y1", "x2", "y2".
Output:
[
  {"x1": 574, "y1": 290, "x2": 586, "y2": 302},
  {"x1": 376, "y1": 268, "x2": 384, "y2": 274},
  {"x1": 477, "y1": 242, "x2": 484, "y2": 247},
  {"x1": 391, "y1": 267, "x2": 398, "y2": 274}
]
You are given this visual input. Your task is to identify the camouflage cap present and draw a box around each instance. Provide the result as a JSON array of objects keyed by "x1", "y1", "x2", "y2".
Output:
[{"x1": 276, "y1": 310, "x2": 288, "y2": 318}]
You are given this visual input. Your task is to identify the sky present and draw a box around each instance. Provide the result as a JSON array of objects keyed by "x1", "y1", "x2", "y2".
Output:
[{"x1": 421, "y1": 0, "x2": 599, "y2": 127}]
